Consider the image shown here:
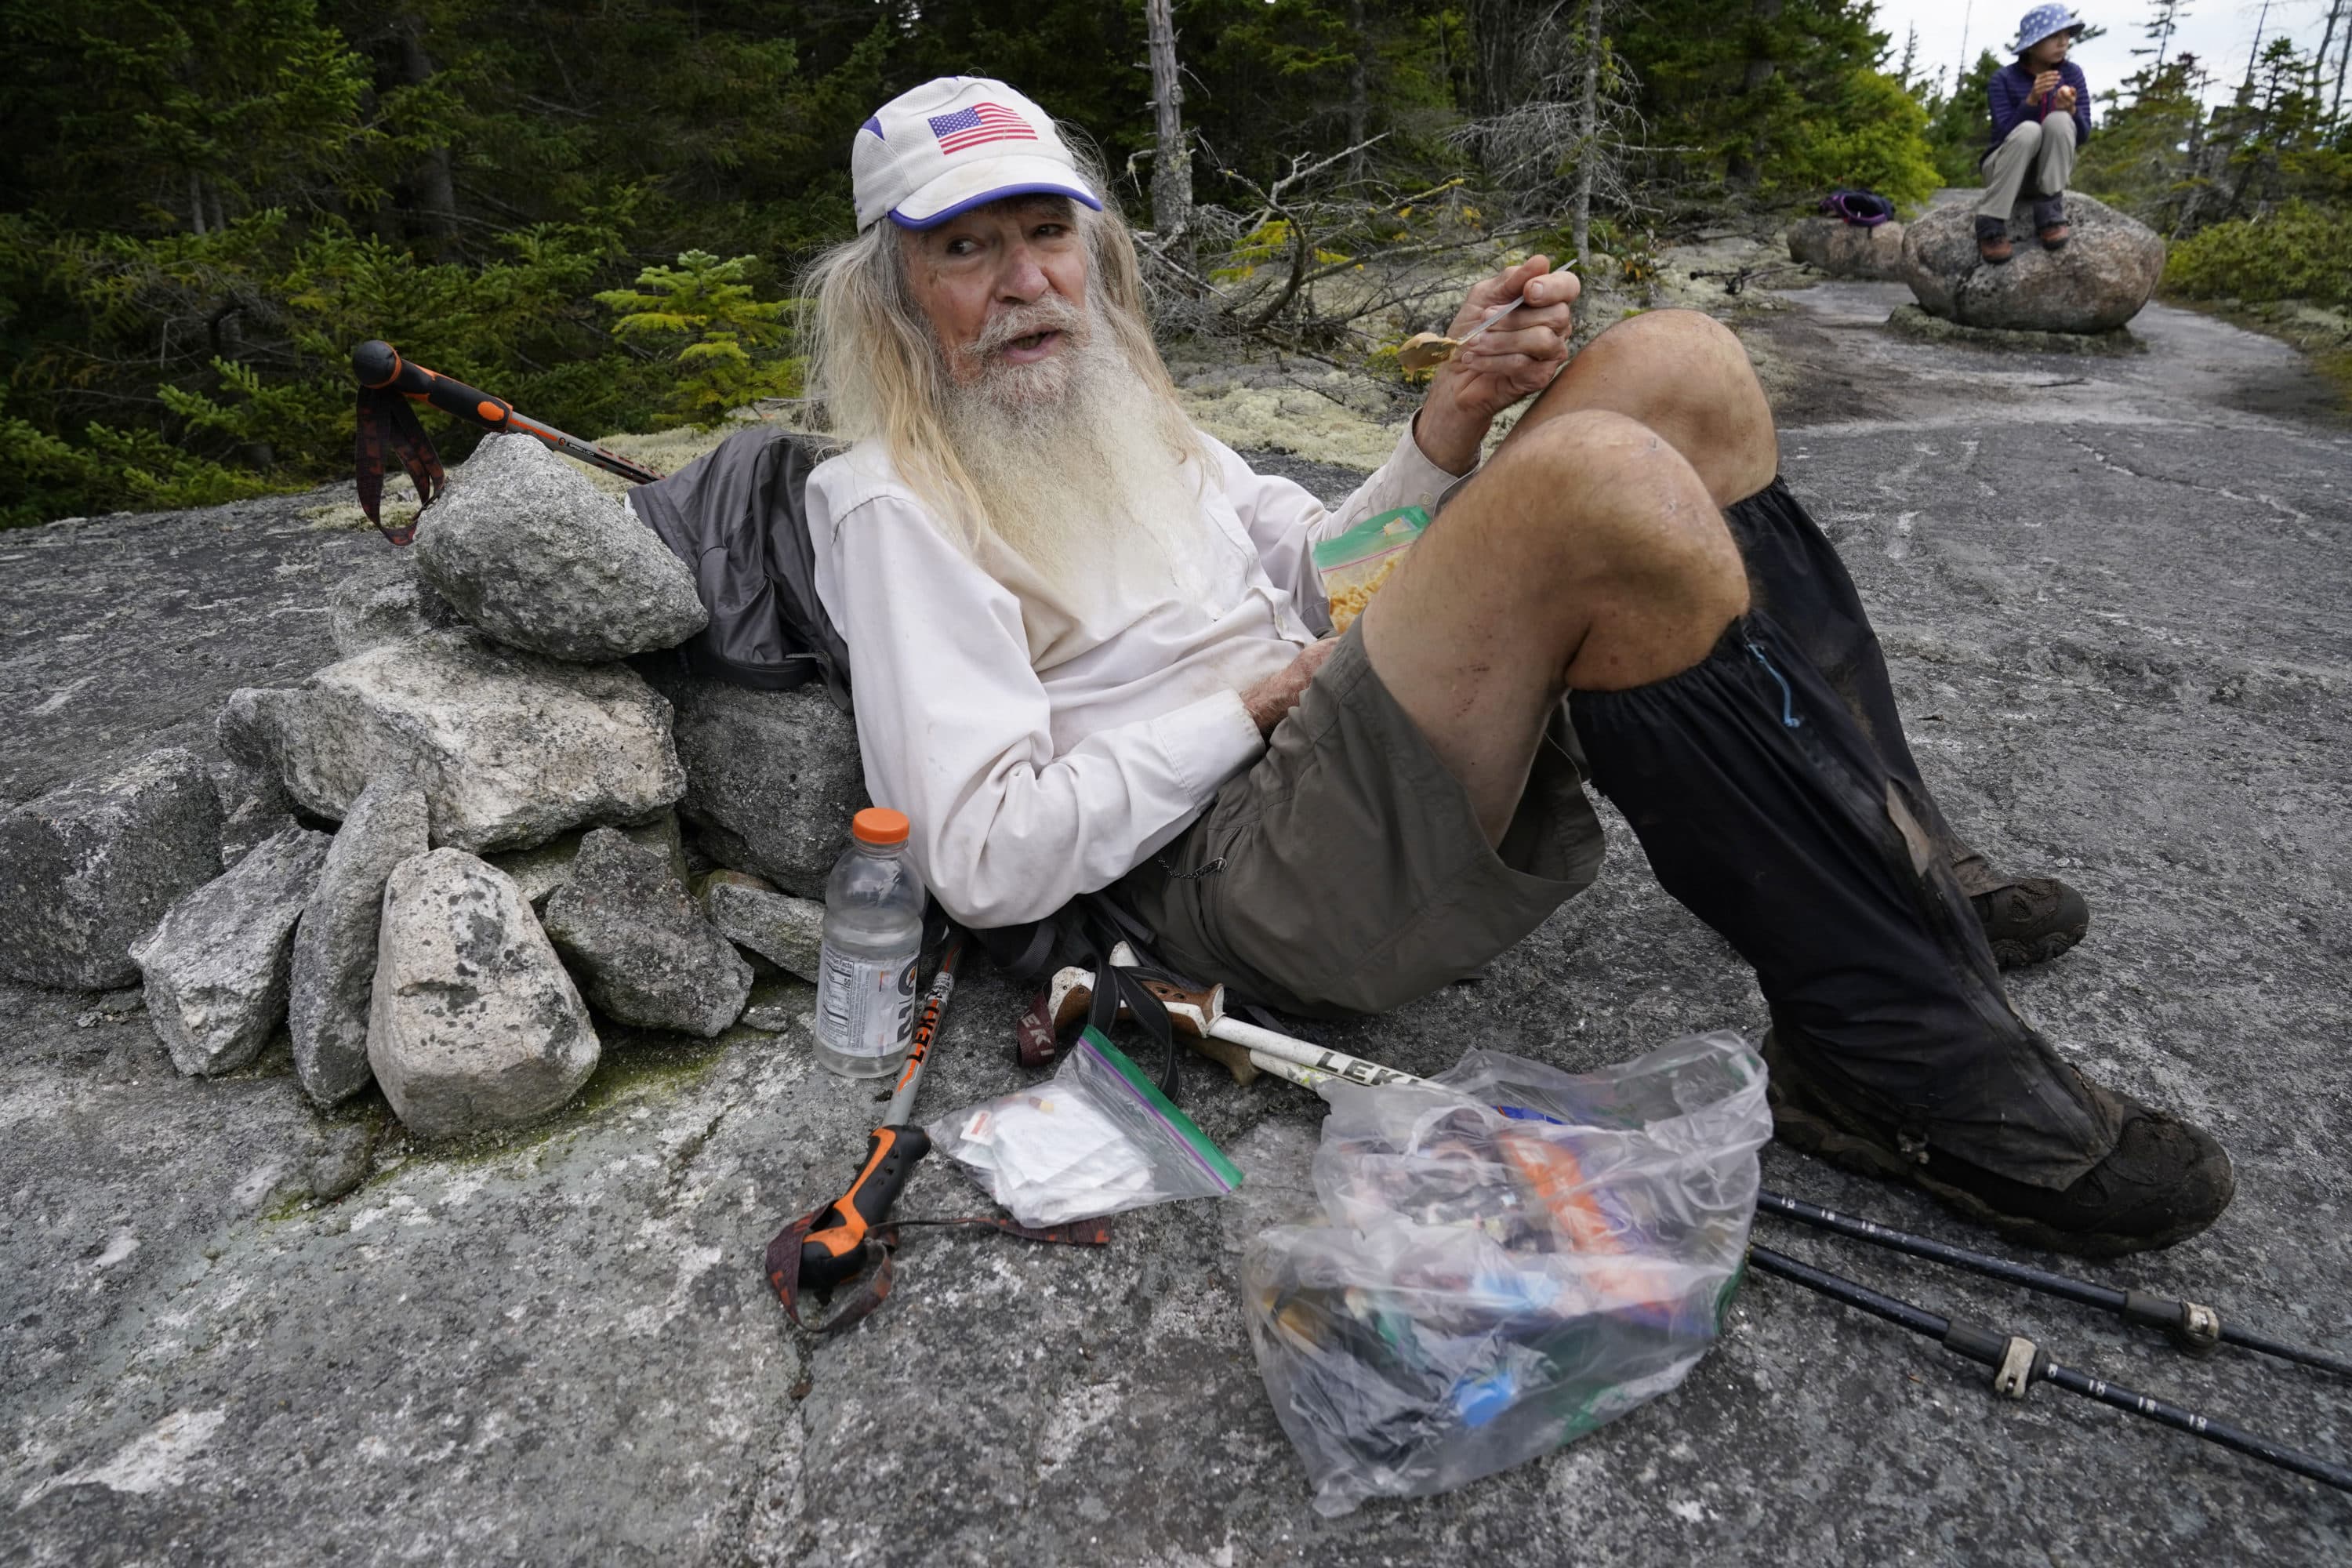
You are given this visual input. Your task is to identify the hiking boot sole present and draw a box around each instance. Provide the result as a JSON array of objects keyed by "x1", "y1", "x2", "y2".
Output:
[
  {"x1": 1763, "y1": 1033, "x2": 2220, "y2": 1259},
  {"x1": 1988, "y1": 914, "x2": 2088, "y2": 970}
]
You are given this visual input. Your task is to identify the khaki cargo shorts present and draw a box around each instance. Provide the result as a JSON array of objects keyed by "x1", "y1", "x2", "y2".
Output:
[{"x1": 1116, "y1": 624, "x2": 1605, "y2": 1018}]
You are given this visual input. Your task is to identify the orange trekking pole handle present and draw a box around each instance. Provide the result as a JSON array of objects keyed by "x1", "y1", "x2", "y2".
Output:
[
  {"x1": 351, "y1": 339, "x2": 664, "y2": 487},
  {"x1": 796, "y1": 935, "x2": 966, "y2": 1290}
]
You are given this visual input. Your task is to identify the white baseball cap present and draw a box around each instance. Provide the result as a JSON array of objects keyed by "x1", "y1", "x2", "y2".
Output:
[{"x1": 852, "y1": 77, "x2": 1103, "y2": 231}]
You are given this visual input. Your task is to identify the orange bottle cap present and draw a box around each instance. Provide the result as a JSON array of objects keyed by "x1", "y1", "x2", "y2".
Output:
[{"x1": 853, "y1": 808, "x2": 910, "y2": 846}]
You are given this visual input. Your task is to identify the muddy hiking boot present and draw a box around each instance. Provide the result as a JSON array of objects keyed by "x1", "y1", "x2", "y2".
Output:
[
  {"x1": 1968, "y1": 875, "x2": 2091, "y2": 967},
  {"x1": 1570, "y1": 612, "x2": 2234, "y2": 1261},
  {"x1": 1764, "y1": 1027, "x2": 2234, "y2": 1257},
  {"x1": 1975, "y1": 215, "x2": 2015, "y2": 263},
  {"x1": 2033, "y1": 194, "x2": 2071, "y2": 249}
]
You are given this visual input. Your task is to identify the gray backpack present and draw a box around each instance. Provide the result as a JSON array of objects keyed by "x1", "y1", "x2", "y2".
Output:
[{"x1": 630, "y1": 426, "x2": 853, "y2": 712}]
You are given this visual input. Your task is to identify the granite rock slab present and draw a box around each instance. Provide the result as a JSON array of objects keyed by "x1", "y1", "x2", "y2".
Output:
[
  {"x1": 543, "y1": 828, "x2": 752, "y2": 1037},
  {"x1": 258, "y1": 628, "x2": 687, "y2": 851},
  {"x1": 129, "y1": 826, "x2": 331, "y2": 1075},
  {"x1": 702, "y1": 879, "x2": 826, "y2": 983},
  {"x1": 366, "y1": 848, "x2": 599, "y2": 1137},
  {"x1": 0, "y1": 748, "x2": 225, "y2": 989},
  {"x1": 412, "y1": 434, "x2": 706, "y2": 662},
  {"x1": 289, "y1": 775, "x2": 430, "y2": 1105},
  {"x1": 652, "y1": 668, "x2": 866, "y2": 898}
]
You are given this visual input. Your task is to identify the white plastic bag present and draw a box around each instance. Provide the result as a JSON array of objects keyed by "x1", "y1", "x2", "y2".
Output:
[
  {"x1": 930, "y1": 1027, "x2": 1243, "y2": 1226},
  {"x1": 1243, "y1": 1030, "x2": 1770, "y2": 1515}
]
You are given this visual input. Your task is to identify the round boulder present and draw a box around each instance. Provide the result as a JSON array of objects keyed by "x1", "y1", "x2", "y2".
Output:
[
  {"x1": 1901, "y1": 193, "x2": 2163, "y2": 334},
  {"x1": 1786, "y1": 216, "x2": 1907, "y2": 281}
]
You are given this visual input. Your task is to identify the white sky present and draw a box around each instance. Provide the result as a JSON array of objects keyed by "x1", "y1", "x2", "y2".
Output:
[{"x1": 1869, "y1": 0, "x2": 2349, "y2": 104}]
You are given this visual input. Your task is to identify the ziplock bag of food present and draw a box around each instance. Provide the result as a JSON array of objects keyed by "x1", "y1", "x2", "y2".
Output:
[
  {"x1": 1313, "y1": 505, "x2": 1429, "y2": 634},
  {"x1": 1242, "y1": 1030, "x2": 1769, "y2": 1515},
  {"x1": 929, "y1": 1027, "x2": 1243, "y2": 1227}
]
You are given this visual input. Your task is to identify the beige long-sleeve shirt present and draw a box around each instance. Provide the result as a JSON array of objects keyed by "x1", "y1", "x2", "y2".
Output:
[{"x1": 805, "y1": 425, "x2": 1465, "y2": 928}]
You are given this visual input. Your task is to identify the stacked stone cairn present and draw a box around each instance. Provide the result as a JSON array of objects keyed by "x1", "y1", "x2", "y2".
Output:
[{"x1": 0, "y1": 435, "x2": 864, "y2": 1138}]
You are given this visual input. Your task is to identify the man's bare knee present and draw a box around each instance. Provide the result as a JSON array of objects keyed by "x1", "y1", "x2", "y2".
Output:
[
  {"x1": 1490, "y1": 408, "x2": 1744, "y2": 606},
  {"x1": 1526, "y1": 310, "x2": 1777, "y2": 505}
]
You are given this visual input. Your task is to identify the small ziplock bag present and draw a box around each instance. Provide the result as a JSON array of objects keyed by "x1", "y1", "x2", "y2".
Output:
[
  {"x1": 929, "y1": 1027, "x2": 1243, "y2": 1227},
  {"x1": 1313, "y1": 505, "x2": 1429, "y2": 634},
  {"x1": 1243, "y1": 1030, "x2": 1769, "y2": 1515}
]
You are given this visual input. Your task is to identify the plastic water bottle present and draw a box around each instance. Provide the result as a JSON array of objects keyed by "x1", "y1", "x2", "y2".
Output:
[{"x1": 813, "y1": 808, "x2": 927, "y2": 1080}]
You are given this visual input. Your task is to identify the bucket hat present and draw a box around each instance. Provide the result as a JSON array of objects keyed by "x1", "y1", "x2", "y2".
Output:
[{"x1": 2010, "y1": 5, "x2": 2085, "y2": 55}]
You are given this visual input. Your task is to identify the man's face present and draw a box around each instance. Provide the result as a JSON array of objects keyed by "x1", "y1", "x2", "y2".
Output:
[{"x1": 902, "y1": 196, "x2": 1091, "y2": 389}]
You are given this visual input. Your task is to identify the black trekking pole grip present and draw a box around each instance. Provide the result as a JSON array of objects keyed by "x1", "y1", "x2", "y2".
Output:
[
  {"x1": 800, "y1": 1123, "x2": 934, "y2": 1290},
  {"x1": 352, "y1": 340, "x2": 517, "y2": 432}
]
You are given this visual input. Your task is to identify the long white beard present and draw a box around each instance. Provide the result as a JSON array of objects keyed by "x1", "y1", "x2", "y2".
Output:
[{"x1": 939, "y1": 312, "x2": 1217, "y2": 608}]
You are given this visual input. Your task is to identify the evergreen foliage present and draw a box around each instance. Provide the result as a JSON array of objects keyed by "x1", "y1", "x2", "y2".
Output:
[{"x1": 3, "y1": 0, "x2": 2345, "y2": 526}]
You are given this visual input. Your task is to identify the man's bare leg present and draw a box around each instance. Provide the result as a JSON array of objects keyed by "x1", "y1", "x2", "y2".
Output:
[
  {"x1": 1360, "y1": 408, "x2": 1748, "y2": 842},
  {"x1": 1356, "y1": 339, "x2": 2227, "y2": 1256}
]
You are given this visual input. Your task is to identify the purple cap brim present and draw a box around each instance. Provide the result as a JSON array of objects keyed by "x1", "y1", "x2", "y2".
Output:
[{"x1": 888, "y1": 182, "x2": 1105, "y2": 230}]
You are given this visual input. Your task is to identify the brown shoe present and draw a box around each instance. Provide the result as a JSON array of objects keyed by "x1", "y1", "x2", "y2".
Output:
[
  {"x1": 1974, "y1": 216, "x2": 2013, "y2": 263},
  {"x1": 2033, "y1": 196, "x2": 2070, "y2": 249}
]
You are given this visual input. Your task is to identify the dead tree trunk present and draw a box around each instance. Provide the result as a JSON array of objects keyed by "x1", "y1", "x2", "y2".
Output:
[
  {"x1": 399, "y1": 25, "x2": 459, "y2": 244},
  {"x1": 1571, "y1": 0, "x2": 1602, "y2": 267},
  {"x1": 1728, "y1": 0, "x2": 1784, "y2": 187},
  {"x1": 2332, "y1": 9, "x2": 2352, "y2": 119},
  {"x1": 1144, "y1": 0, "x2": 1192, "y2": 252},
  {"x1": 2318, "y1": 0, "x2": 2345, "y2": 103},
  {"x1": 1346, "y1": 0, "x2": 1370, "y2": 178}
]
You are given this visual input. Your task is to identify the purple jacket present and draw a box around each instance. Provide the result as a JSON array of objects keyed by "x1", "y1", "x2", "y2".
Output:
[{"x1": 1986, "y1": 59, "x2": 2092, "y2": 157}]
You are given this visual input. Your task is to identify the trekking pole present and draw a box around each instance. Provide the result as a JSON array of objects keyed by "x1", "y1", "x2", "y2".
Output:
[
  {"x1": 764, "y1": 930, "x2": 1112, "y2": 1334},
  {"x1": 1758, "y1": 1188, "x2": 2352, "y2": 1379},
  {"x1": 794, "y1": 933, "x2": 966, "y2": 1293},
  {"x1": 354, "y1": 341, "x2": 664, "y2": 485},
  {"x1": 1748, "y1": 1243, "x2": 2352, "y2": 1494},
  {"x1": 1044, "y1": 960, "x2": 1432, "y2": 1093},
  {"x1": 350, "y1": 339, "x2": 662, "y2": 541}
]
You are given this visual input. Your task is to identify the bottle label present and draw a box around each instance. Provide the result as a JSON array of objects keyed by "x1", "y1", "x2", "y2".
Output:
[{"x1": 815, "y1": 946, "x2": 920, "y2": 1060}]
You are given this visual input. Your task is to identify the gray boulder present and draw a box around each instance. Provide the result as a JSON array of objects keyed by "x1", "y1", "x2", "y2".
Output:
[
  {"x1": 1902, "y1": 193, "x2": 2164, "y2": 333},
  {"x1": 653, "y1": 670, "x2": 866, "y2": 898},
  {"x1": 543, "y1": 829, "x2": 752, "y2": 1038},
  {"x1": 216, "y1": 687, "x2": 289, "y2": 775},
  {"x1": 130, "y1": 826, "x2": 332, "y2": 1076},
  {"x1": 485, "y1": 810, "x2": 692, "y2": 909},
  {"x1": 328, "y1": 555, "x2": 459, "y2": 657},
  {"x1": 217, "y1": 779, "x2": 300, "y2": 871},
  {"x1": 702, "y1": 878, "x2": 826, "y2": 983},
  {"x1": 289, "y1": 776, "x2": 430, "y2": 1105},
  {"x1": 368, "y1": 848, "x2": 600, "y2": 1138},
  {"x1": 261, "y1": 628, "x2": 687, "y2": 851},
  {"x1": 212, "y1": 691, "x2": 303, "y2": 869},
  {"x1": 1787, "y1": 216, "x2": 1907, "y2": 281},
  {"x1": 413, "y1": 434, "x2": 707, "y2": 662},
  {"x1": 0, "y1": 749, "x2": 225, "y2": 989}
]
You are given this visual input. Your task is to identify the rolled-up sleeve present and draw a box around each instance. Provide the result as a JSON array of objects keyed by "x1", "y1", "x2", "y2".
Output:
[
  {"x1": 815, "y1": 489, "x2": 1261, "y2": 929},
  {"x1": 1205, "y1": 420, "x2": 1474, "y2": 632}
]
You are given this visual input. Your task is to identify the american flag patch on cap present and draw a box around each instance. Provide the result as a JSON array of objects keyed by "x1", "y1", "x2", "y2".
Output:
[{"x1": 927, "y1": 102, "x2": 1037, "y2": 154}]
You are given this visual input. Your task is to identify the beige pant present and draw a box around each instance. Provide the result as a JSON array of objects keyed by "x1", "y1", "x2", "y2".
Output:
[{"x1": 1976, "y1": 115, "x2": 2077, "y2": 219}]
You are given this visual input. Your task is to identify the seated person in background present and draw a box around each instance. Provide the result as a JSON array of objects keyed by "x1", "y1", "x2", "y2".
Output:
[{"x1": 1980, "y1": 5, "x2": 2094, "y2": 263}]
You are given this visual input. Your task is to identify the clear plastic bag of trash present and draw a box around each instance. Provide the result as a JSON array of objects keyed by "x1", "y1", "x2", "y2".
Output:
[
  {"x1": 929, "y1": 1026, "x2": 1243, "y2": 1227},
  {"x1": 1242, "y1": 1030, "x2": 1769, "y2": 1516}
]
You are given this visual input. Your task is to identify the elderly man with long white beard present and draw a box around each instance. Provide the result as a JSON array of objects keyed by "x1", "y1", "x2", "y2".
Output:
[{"x1": 797, "y1": 77, "x2": 2230, "y2": 1258}]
